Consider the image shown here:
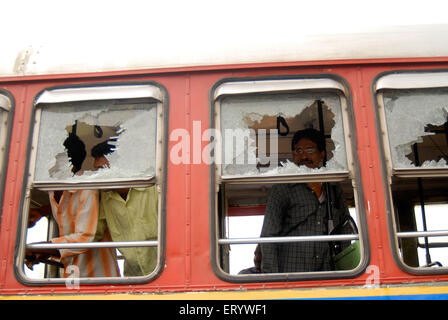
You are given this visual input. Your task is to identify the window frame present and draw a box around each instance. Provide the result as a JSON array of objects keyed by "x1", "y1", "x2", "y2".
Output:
[
  {"x1": 374, "y1": 69, "x2": 448, "y2": 275},
  {"x1": 15, "y1": 81, "x2": 168, "y2": 285},
  {"x1": 209, "y1": 74, "x2": 369, "y2": 282},
  {"x1": 0, "y1": 90, "x2": 14, "y2": 223}
]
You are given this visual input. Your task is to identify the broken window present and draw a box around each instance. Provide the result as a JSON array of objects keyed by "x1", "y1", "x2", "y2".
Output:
[
  {"x1": 220, "y1": 92, "x2": 348, "y2": 177},
  {"x1": 376, "y1": 71, "x2": 448, "y2": 273},
  {"x1": 18, "y1": 84, "x2": 167, "y2": 284},
  {"x1": 34, "y1": 99, "x2": 157, "y2": 183},
  {"x1": 383, "y1": 88, "x2": 448, "y2": 169},
  {"x1": 211, "y1": 78, "x2": 366, "y2": 281}
]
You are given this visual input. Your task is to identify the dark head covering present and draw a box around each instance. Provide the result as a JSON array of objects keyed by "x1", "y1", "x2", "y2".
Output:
[
  {"x1": 63, "y1": 133, "x2": 86, "y2": 174},
  {"x1": 91, "y1": 138, "x2": 117, "y2": 158}
]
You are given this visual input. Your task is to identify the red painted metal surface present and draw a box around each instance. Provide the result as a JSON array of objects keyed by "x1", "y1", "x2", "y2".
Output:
[
  {"x1": 1, "y1": 58, "x2": 448, "y2": 296},
  {"x1": 228, "y1": 206, "x2": 266, "y2": 217}
]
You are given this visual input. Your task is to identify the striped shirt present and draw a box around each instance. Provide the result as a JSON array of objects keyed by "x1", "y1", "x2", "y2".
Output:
[
  {"x1": 49, "y1": 190, "x2": 120, "y2": 278},
  {"x1": 260, "y1": 183, "x2": 352, "y2": 273}
]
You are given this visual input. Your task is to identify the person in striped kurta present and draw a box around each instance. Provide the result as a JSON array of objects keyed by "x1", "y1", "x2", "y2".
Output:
[
  {"x1": 26, "y1": 131, "x2": 119, "y2": 277},
  {"x1": 49, "y1": 189, "x2": 120, "y2": 278},
  {"x1": 47, "y1": 132, "x2": 119, "y2": 278}
]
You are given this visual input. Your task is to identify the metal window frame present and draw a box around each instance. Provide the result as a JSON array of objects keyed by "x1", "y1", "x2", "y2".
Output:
[
  {"x1": 30, "y1": 84, "x2": 165, "y2": 190},
  {"x1": 0, "y1": 91, "x2": 14, "y2": 224},
  {"x1": 374, "y1": 69, "x2": 448, "y2": 275},
  {"x1": 16, "y1": 82, "x2": 168, "y2": 285},
  {"x1": 209, "y1": 75, "x2": 369, "y2": 283},
  {"x1": 214, "y1": 78, "x2": 353, "y2": 184},
  {"x1": 376, "y1": 71, "x2": 448, "y2": 179}
]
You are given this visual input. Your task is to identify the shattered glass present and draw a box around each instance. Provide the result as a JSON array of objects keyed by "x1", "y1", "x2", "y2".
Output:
[
  {"x1": 383, "y1": 88, "x2": 448, "y2": 168},
  {"x1": 34, "y1": 100, "x2": 157, "y2": 182},
  {"x1": 220, "y1": 92, "x2": 348, "y2": 176}
]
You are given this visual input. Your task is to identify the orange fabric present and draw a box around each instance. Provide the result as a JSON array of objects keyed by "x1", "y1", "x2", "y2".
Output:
[{"x1": 49, "y1": 190, "x2": 119, "y2": 278}]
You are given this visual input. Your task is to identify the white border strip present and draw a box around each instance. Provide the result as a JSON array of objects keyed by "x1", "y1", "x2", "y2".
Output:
[
  {"x1": 35, "y1": 85, "x2": 164, "y2": 105},
  {"x1": 375, "y1": 72, "x2": 448, "y2": 91},
  {"x1": 214, "y1": 78, "x2": 347, "y2": 100}
]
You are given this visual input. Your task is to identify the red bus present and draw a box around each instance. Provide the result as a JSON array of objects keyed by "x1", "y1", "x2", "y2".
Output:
[{"x1": 1, "y1": 19, "x2": 448, "y2": 300}]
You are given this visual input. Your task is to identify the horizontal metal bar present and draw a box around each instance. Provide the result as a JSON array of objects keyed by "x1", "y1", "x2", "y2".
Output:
[
  {"x1": 418, "y1": 242, "x2": 448, "y2": 249},
  {"x1": 392, "y1": 168, "x2": 448, "y2": 178},
  {"x1": 221, "y1": 171, "x2": 350, "y2": 184},
  {"x1": 26, "y1": 241, "x2": 158, "y2": 250},
  {"x1": 32, "y1": 178, "x2": 155, "y2": 191},
  {"x1": 218, "y1": 234, "x2": 359, "y2": 245},
  {"x1": 397, "y1": 230, "x2": 448, "y2": 239}
]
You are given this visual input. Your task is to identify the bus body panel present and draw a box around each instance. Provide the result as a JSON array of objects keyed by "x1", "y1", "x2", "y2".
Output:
[{"x1": 1, "y1": 58, "x2": 448, "y2": 298}]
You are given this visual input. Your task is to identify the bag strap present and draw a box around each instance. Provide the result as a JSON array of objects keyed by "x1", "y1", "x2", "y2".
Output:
[{"x1": 325, "y1": 182, "x2": 335, "y2": 234}]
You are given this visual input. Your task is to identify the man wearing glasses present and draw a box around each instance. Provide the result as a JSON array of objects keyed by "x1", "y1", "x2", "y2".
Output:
[{"x1": 260, "y1": 128, "x2": 352, "y2": 273}]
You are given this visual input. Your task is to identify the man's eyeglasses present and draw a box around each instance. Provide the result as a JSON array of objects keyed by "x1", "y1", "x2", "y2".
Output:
[{"x1": 293, "y1": 147, "x2": 317, "y2": 155}]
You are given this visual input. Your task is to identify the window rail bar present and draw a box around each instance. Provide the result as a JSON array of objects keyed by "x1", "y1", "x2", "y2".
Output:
[
  {"x1": 220, "y1": 171, "x2": 350, "y2": 184},
  {"x1": 392, "y1": 168, "x2": 448, "y2": 178},
  {"x1": 32, "y1": 178, "x2": 155, "y2": 191},
  {"x1": 417, "y1": 242, "x2": 448, "y2": 249},
  {"x1": 397, "y1": 230, "x2": 448, "y2": 239},
  {"x1": 218, "y1": 234, "x2": 359, "y2": 245},
  {"x1": 26, "y1": 240, "x2": 158, "y2": 250}
]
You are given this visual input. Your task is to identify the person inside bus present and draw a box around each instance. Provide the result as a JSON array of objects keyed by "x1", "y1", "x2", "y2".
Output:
[
  {"x1": 25, "y1": 205, "x2": 60, "y2": 270},
  {"x1": 91, "y1": 140, "x2": 158, "y2": 277},
  {"x1": 260, "y1": 128, "x2": 352, "y2": 273},
  {"x1": 27, "y1": 205, "x2": 51, "y2": 229},
  {"x1": 238, "y1": 244, "x2": 262, "y2": 274},
  {"x1": 25, "y1": 132, "x2": 120, "y2": 278}
]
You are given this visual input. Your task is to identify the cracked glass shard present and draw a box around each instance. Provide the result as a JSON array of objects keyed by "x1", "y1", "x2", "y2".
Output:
[
  {"x1": 383, "y1": 88, "x2": 448, "y2": 168},
  {"x1": 220, "y1": 92, "x2": 348, "y2": 176},
  {"x1": 34, "y1": 100, "x2": 157, "y2": 182}
]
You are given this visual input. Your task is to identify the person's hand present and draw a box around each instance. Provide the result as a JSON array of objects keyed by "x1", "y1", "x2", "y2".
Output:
[
  {"x1": 25, "y1": 249, "x2": 51, "y2": 270},
  {"x1": 24, "y1": 241, "x2": 61, "y2": 269}
]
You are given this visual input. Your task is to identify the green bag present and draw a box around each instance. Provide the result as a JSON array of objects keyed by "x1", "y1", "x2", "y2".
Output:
[{"x1": 333, "y1": 240, "x2": 361, "y2": 270}]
